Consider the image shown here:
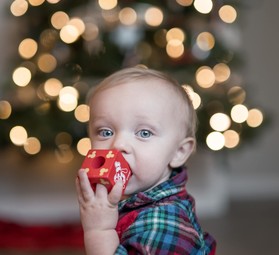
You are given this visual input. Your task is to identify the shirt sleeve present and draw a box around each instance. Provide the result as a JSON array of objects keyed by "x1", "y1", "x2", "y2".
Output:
[{"x1": 114, "y1": 204, "x2": 212, "y2": 255}]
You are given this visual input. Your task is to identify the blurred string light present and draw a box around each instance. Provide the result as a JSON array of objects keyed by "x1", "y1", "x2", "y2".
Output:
[
  {"x1": 98, "y1": 0, "x2": 117, "y2": 10},
  {"x1": 44, "y1": 78, "x2": 63, "y2": 97},
  {"x1": 24, "y1": 137, "x2": 41, "y2": 155},
  {"x1": 196, "y1": 66, "x2": 215, "y2": 88},
  {"x1": 12, "y1": 67, "x2": 32, "y2": 87},
  {"x1": 231, "y1": 104, "x2": 249, "y2": 123},
  {"x1": 18, "y1": 38, "x2": 38, "y2": 59},
  {"x1": 58, "y1": 86, "x2": 79, "y2": 112},
  {"x1": 0, "y1": 101, "x2": 12, "y2": 119},
  {"x1": 119, "y1": 7, "x2": 137, "y2": 26},
  {"x1": 206, "y1": 131, "x2": 225, "y2": 151},
  {"x1": 210, "y1": 113, "x2": 231, "y2": 132},
  {"x1": 247, "y1": 109, "x2": 263, "y2": 127},
  {"x1": 9, "y1": 125, "x2": 28, "y2": 146},
  {"x1": 6, "y1": 0, "x2": 264, "y2": 156},
  {"x1": 176, "y1": 0, "x2": 193, "y2": 7},
  {"x1": 145, "y1": 7, "x2": 164, "y2": 27},
  {"x1": 37, "y1": 53, "x2": 57, "y2": 73},
  {"x1": 51, "y1": 11, "x2": 69, "y2": 29},
  {"x1": 213, "y1": 63, "x2": 231, "y2": 83},
  {"x1": 28, "y1": 0, "x2": 45, "y2": 7},
  {"x1": 10, "y1": 0, "x2": 28, "y2": 16},
  {"x1": 74, "y1": 104, "x2": 90, "y2": 123},
  {"x1": 193, "y1": 0, "x2": 213, "y2": 14},
  {"x1": 219, "y1": 5, "x2": 237, "y2": 24},
  {"x1": 166, "y1": 27, "x2": 185, "y2": 59},
  {"x1": 182, "y1": 85, "x2": 201, "y2": 110},
  {"x1": 9, "y1": 125, "x2": 42, "y2": 155},
  {"x1": 77, "y1": 137, "x2": 91, "y2": 156},
  {"x1": 196, "y1": 32, "x2": 215, "y2": 51},
  {"x1": 223, "y1": 130, "x2": 240, "y2": 148}
]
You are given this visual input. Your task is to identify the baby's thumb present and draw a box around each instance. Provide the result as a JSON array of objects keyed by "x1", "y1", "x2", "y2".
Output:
[{"x1": 108, "y1": 180, "x2": 123, "y2": 205}]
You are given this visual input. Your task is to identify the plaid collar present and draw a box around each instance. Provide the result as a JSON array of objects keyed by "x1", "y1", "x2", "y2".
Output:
[{"x1": 119, "y1": 167, "x2": 187, "y2": 210}]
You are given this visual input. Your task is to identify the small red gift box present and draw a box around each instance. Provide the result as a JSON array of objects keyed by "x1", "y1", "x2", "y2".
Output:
[{"x1": 80, "y1": 149, "x2": 131, "y2": 192}]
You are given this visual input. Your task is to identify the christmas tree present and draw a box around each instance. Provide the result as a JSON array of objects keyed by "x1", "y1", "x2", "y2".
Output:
[{"x1": 0, "y1": 0, "x2": 265, "y2": 160}]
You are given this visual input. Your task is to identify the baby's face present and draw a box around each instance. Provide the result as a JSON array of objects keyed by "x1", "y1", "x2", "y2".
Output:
[{"x1": 88, "y1": 80, "x2": 189, "y2": 195}]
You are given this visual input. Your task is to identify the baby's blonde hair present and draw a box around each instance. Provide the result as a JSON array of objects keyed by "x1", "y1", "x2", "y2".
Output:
[{"x1": 88, "y1": 66, "x2": 197, "y2": 143}]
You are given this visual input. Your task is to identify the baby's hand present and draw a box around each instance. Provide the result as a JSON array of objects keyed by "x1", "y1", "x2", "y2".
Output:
[{"x1": 76, "y1": 168, "x2": 123, "y2": 234}]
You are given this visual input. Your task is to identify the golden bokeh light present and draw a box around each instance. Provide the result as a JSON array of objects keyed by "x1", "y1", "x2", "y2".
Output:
[
  {"x1": 176, "y1": 0, "x2": 193, "y2": 7},
  {"x1": 18, "y1": 38, "x2": 38, "y2": 59},
  {"x1": 231, "y1": 104, "x2": 249, "y2": 123},
  {"x1": 37, "y1": 53, "x2": 57, "y2": 73},
  {"x1": 196, "y1": 66, "x2": 215, "y2": 88},
  {"x1": 51, "y1": 11, "x2": 69, "y2": 30},
  {"x1": 44, "y1": 78, "x2": 63, "y2": 97},
  {"x1": 10, "y1": 0, "x2": 28, "y2": 17},
  {"x1": 166, "y1": 40, "x2": 184, "y2": 58},
  {"x1": 223, "y1": 129, "x2": 240, "y2": 148},
  {"x1": 247, "y1": 108, "x2": 263, "y2": 128},
  {"x1": 210, "y1": 113, "x2": 231, "y2": 132},
  {"x1": 58, "y1": 86, "x2": 79, "y2": 112},
  {"x1": 165, "y1": 28, "x2": 185, "y2": 58},
  {"x1": 191, "y1": 92, "x2": 201, "y2": 109},
  {"x1": 0, "y1": 101, "x2": 12, "y2": 119},
  {"x1": 166, "y1": 28, "x2": 185, "y2": 43},
  {"x1": 219, "y1": 5, "x2": 237, "y2": 24},
  {"x1": 77, "y1": 137, "x2": 91, "y2": 156},
  {"x1": 228, "y1": 86, "x2": 246, "y2": 104},
  {"x1": 196, "y1": 32, "x2": 215, "y2": 51},
  {"x1": 68, "y1": 18, "x2": 85, "y2": 35},
  {"x1": 28, "y1": 0, "x2": 45, "y2": 6},
  {"x1": 10, "y1": 126, "x2": 28, "y2": 146},
  {"x1": 145, "y1": 7, "x2": 164, "y2": 27},
  {"x1": 182, "y1": 85, "x2": 201, "y2": 109},
  {"x1": 119, "y1": 7, "x2": 137, "y2": 26},
  {"x1": 46, "y1": 0, "x2": 61, "y2": 3},
  {"x1": 206, "y1": 131, "x2": 225, "y2": 151},
  {"x1": 60, "y1": 24, "x2": 80, "y2": 44},
  {"x1": 24, "y1": 137, "x2": 41, "y2": 154},
  {"x1": 12, "y1": 67, "x2": 32, "y2": 87},
  {"x1": 193, "y1": 0, "x2": 213, "y2": 14},
  {"x1": 98, "y1": 0, "x2": 117, "y2": 10},
  {"x1": 213, "y1": 63, "x2": 231, "y2": 83},
  {"x1": 74, "y1": 104, "x2": 89, "y2": 123}
]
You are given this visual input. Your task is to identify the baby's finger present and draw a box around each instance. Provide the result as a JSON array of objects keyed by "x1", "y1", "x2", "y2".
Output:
[
  {"x1": 77, "y1": 169, "x2": 95, "y2": 201},
  {"x1": 95, "y1": 183, "x2": 108, "y2": 199},
  {"x1": 75, "y1": 177, "x2": 83, "y2": 199},
  {"x1": 108, "y1": 180, "x2": 123, "y2": 206}
]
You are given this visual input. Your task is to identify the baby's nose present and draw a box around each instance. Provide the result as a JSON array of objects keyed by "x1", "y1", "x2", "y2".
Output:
[{"x1": 112, "y1": 134, "x2": 131, "y2": 153}]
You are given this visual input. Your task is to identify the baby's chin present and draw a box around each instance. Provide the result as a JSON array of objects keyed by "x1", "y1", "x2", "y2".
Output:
[
  {"x1": 122, "y1": 177, "x2": 152, "y2": 197},
  {"x1": 122, "y1": 177, "x2": 140, "y2": 197}
]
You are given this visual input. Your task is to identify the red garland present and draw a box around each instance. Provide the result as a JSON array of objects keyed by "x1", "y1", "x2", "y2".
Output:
[{"x1": 0, "y1": 219, "x2": 84, "y2": 250}]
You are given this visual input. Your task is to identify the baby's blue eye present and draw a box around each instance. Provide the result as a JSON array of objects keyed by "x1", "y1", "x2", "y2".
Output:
[
  {"x1": 137, "y1": 130, "x2": 152, "y2": 138},
  {"x1": 99, "y1": 129, "x2": 113, "y2": 137}
]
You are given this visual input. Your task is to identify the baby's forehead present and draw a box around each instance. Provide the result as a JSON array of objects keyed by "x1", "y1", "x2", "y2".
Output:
[{"x1": 92, "y1": 77, "x2": 177, "y2": 98}]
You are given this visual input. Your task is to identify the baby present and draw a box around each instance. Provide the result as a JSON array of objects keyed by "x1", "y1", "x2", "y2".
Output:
[{"x1": 76, "y1": 66, "x2": 216, "y2": 254}]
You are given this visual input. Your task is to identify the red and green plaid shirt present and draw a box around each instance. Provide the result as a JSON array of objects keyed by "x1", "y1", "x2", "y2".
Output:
[{"x1": 115, "y1": 168, "x2": 216, "y2": 255}]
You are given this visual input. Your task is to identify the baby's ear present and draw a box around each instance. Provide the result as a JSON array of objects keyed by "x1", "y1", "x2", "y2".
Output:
[{"x1": 170, "y1": 137, "x2": 195, "y2": 168}]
